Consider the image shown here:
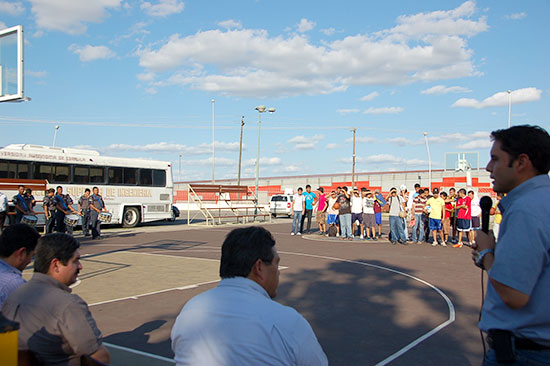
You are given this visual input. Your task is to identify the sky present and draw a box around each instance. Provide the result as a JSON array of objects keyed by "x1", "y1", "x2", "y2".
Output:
[{"x1": 0, "y1": 0, "x2": 548, "y2": 182}]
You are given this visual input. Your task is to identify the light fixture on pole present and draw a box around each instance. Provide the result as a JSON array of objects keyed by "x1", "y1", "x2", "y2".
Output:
[
  {"x1": 507, "y1": 90, "x2": 512, "y2": 128},
  {"x1": 211, "y1": 98, "x2": 215, "y2": 184},
  {"x1": 424, "y1": 132, "x2": 432, "y2": 190},
  {"x1": 52, "y1": 125, "x2": 60, "y2": 147},
  {"x1": 254, "y1": 105, "x2": 275, "y2": 218},
  {"x1": 237, "y1": 116, "x2": 245, "y2": 186}
]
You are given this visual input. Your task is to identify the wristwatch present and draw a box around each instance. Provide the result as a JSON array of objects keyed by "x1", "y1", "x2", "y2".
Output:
[{"x1": 475, "y1": 248, "x2": 494, "y2": 270}]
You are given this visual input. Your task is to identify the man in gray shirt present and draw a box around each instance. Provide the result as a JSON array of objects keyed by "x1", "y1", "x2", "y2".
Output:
[{"x1": 2, "y1": 233, "x2": 110, "y2": 365}]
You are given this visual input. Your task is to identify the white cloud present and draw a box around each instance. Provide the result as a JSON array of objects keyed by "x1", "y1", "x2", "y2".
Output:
[
  {"x1": 0, "y1": 21, "x2": 6, "y2": 29},
  {"x1": 325, "y1": 143, "x2": 339, "y2": 150},
  {"x1": 360, "y1": 91, "x2": 379, "y2": 101},
  {"x1": 452, "y1": 87, "x2": 542, "y2": 109},
  {"x1": 244, "y1": 157, "x2": 282, "y2": 166},
  {"x1": 0, "y1": 1, "x2": 25, "y2": 16},
  {"x1": 342, "y1": 154, "x2": 429, "y2": 167},
  {"x1": 141, "y1": 0, "x2": 184, "y2": 17},
  {"x1": 346, "y1": 136, "x2": 375, "y2": 143},
  {"x1": 102, "y1": 141, "x2": 240, "y2": 155},
  {"x1": 337, "y1": 108, "x2": 360, "y2": 115},
  {"x1": 181, "y1": 157, "x2": 235, "y2": 167},
  {"x1": 460, "y1": 139, "x2": 492, "y2": 150},
  {"x1": 320, "y1": 27, "x2": 336, "y2": 36},
  {"x1": 69, "y1": 44, "x2": 116, "y2": 62},
  {"x1": 297, "y1": 18, "x2": 315, "y2": 33},
  {"x1": 137, "y1": 1, "x2": 488, "y2": 98},
  {"x1": 27, "y1": 70, "x2": 48, "y2": 78},
  {"x1": 421, "y1": 85, "x2": 471, "y2": 95},
  {"x1": 364, "y1": 106, "x2": 404, "y2": 115},
  {"x1": 504, "y1": 12, "x2": 526, "y2": 20},
  {"x1": 386, "y1": 137, "x2": 423, "y2": 146},
  {"x1": 288, "y1": 134, "x2": 324, "y2": 150},
  {"x1": 137, "y1": 72, "x2": 155, "y2": 81},
  {"x1": 218, "y1": 19, "x2": 242, "y2": 29},
  {"x1": 29, "y1": 0, "x2": 122, "y2": 34}
]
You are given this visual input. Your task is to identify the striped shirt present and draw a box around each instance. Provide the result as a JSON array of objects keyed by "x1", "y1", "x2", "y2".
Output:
[
  {"x1": 413, "y1": 196, "x2": 427, "y2": 215},
  {"x1": 0, "y1": 258, "x2": 25, "y2": 310}
]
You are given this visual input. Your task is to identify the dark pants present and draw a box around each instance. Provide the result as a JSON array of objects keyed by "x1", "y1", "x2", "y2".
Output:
[
  {"x1": 15, "y1": 211, "x2": 24, "y2": 224},
  {"x1": 81, "y1": 209, "x2": 90, "y2": 235},
  {"x1": 90, "y1": 210, "x2": 101, "y2": 238},
  {"x1": 0, "y1": 211, "x2": 6, "y2": 232},
  {"x1": 301, "y1": 209, "x2": 313, "y2": 233},
  {"x1": 45, "y1": 212, "x2": 56, "y2": 234}
]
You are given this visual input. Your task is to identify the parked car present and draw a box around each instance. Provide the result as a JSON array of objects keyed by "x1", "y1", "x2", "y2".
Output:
[{"x1": 269, "y1": 194, "x2": 294, "y2": 217}]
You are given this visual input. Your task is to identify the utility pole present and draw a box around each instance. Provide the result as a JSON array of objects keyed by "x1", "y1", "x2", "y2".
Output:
[
  {"x1": 211, "y1": 99, "x2": 215, "y2": 184},
  {"x1": 237, "y1": 116, "x2": 245, "y2": 186},
  {"x1": 351, "y1": 128, "x2": 357, "y2": 188}
]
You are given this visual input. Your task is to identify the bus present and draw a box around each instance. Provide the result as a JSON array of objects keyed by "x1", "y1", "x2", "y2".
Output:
[{"x1": 0, "y1": 144, "x2": 175, "y2": 227}]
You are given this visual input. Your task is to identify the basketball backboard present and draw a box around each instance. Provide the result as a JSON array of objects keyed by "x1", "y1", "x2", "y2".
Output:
[
  {"x1": 444, "y1": 151, "x2": 480, "y2": 171},
  {"x1": 0, "y1": 25, "x2": 24, "y2": 102}
]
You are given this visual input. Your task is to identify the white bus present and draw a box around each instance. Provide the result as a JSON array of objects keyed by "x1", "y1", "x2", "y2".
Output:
[{"x1": 0, "y1": 144, "x2": 175, "y2": 227}]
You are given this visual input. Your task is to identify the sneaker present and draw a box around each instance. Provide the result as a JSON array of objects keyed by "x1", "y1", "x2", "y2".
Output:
[
  {"x1": 391, "y1": 241, "x2": 397, "y2": 245},
  {"x1": 348, "y1": 237, "x2": 353, "y2": 241},
  {"x1": 431, "y1": 242, "x2": 438, "y2": 247},
  {"x1": 291, "y1": 232, "x2": 295, "y2": 236},
  {"x1": 440, "y1": 241, "x2": 447, "y2": 247},
  {"x1": 360, "y1": 235, "x2": 364, "y2": 239},
  {"x1": 325, "y1": 234, "x2": 329, "y2": 237},
  {"x1": 452, "y1": 242, "x2": 463, "y2": 248},
  {"x1": 336, "y1": 233, "x2": 340, "y2": 237},
  {"x1": 297, "y1": 232, "x2": 301, "y2": 236}
]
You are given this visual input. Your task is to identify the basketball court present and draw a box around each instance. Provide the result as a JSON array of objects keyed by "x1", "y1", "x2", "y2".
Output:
[{"x1": 20, "y1": 219, "x2": 487, "y2": 365}]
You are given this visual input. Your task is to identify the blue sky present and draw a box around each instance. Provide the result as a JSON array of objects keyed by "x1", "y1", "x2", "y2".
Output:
[{"x1": 0, "y1": 0, "x2": 548, "y2": 181}]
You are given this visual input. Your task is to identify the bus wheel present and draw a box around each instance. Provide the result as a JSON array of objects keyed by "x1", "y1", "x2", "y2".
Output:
[{"x1": 122, "y1": 207, "x2": 140, "y2": 228}]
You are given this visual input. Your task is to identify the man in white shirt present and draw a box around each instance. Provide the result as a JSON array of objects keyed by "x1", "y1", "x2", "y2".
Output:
[
  {"x1": 290, "y1": 187, "x2": 305, "y2": 235},
  {"x1": 351, "y1": 189, "x2": 364, "y2": 238},
  {"x1": 0, "y1": 191, "x2": 8, "y2": 233},
  {"x1": 171, "y1": 226, "x2": 328, "y2": 366}
]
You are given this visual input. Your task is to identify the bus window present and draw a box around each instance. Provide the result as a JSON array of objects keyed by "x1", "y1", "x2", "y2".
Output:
[
  {"x1": 90, "y1": 167, "x2": 105, "y2": 183},
  {"x1": 16, "y1": 162, "x2": 29, "y2": 179},
  {"x1": 108, "y1": 167, "x2": 123, "y2": 184},
  {"x1": 73, "y1": 165, "x2": 89, "y2": 184},
  {"x1": 7, "y1": 161, "x2": 17, "y2": 178},
  {"x1": 0, "y1": 160, "x2": 9, "y2": 178},
  {"x1": 139, "y1": 169, "x2": 153, "y2": 186},
  {"x1": 54, "y1": 165, "x2": 70, "y2": 183},
  {"x1": 34, "y1": 163, "x2": 53, "y2": 181},
  {"x1": 123, "y1": 168, "x2": 137, "y2": 185},
  {"x1": 153, "y1": 169, "x2": 166, "y2": 187}
]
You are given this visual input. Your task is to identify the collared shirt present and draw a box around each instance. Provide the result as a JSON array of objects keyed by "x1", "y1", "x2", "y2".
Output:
[
  {"x1": 2, "y1": 273, "x2": 103, "y2": 365},
  {"x1": 78, "y1": 195, "x2": 92, "y2": 210},
  {"x1": 0, "y1": 258, "x2": 25, "y2": 309},
  {"x1": 479, "y1": 174, "x2": 550, "y2": 346},
  {"x1": 91, "y1": 194, "x2": 105, "y2": 210},
  {"x1": 43, "y1": 195, "x2": 57, "y2": 212},
  {"x1": 171, "y1": 277, "x2": 328, "y2": 366}
]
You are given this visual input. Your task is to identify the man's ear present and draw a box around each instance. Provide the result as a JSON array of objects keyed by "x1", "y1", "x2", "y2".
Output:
[
  {"x1": 515, "y1": 153, "x2": 534, "y2": 174},
  {"x1": 249, "y1": 258, "x2": 264, "y2": 282}
]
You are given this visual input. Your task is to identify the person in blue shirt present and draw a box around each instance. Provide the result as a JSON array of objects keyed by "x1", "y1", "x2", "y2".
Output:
[
  {"x1": 300, "y1": 185, "x2": 317, "y2": 234},
  {"x1": 472, "y1": 125, "x2": 550, "y2": 365},
  {"x1": 13, "y1": 185, "x2": 35, "y2": 224}
]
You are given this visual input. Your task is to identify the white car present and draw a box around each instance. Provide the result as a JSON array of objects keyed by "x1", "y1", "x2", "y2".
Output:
[{"x1": 269, "y1": 194, "x2": 294, "y2": 217}]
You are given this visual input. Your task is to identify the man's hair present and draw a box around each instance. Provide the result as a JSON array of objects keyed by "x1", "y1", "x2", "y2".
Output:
[
  {"x1": 418, "y1": 189, "x2": 424, "y2": 194},
  {"x1": 47, "y1": 188, "x2": 55, "y2": 193},
  {"x1": 336, "y1": 186, "x2": 341, "y2": 190},
  {"x1": 93, "y1": 186, "x2": 99, "y2": 191},
  {"x1": 85, "y1": 188, "x2": 91, "y2": 193},
  {"x1": 342, "y1": 186, "x2": 348, "y2": 192},
  {"x1": 441, "y1": 192, "x2": 448, "y2": 198},
  {"x1": 491, "y1": 125, "x2": 550, "y2": 174},
  {"x1": 56, "y1": 186, "x2": 62, "y2": 190},
  {"x1": 219, "y1": 227, "x2": 275, "y2": 279},
  {"x1": 458, "y1": 188, "x2": 467, "y2": 195},
  {"x1": 34, "y1": 233, "x2": 80, "y2": 274},
  {"x1": 414, "y1": 183, "x2": 420, "y2": 188},
  {"x1": 0, "y1": 224, "x2": 40, "y2": 257},
  {"x1": 468, "y1": 190, "x2": 474, "y2": 195},
  {"x1": 18, "y1": 185, "x2": 24, "y2": 189},
  {"x1": 305, "y1": 184, "x2": 311, "y2": 189},
  {"x1": 25, "y1": 188, "x2": 32, "y2": 194},
  {"x1": 449, "y1": 187, "x2": 456, "y2": 192},
  {"x1": 318, "y1": 187, "x2": 324, "y2": 193},
  {"x1": 297, "y1": 187, "x2": 303, "y2": 192}
]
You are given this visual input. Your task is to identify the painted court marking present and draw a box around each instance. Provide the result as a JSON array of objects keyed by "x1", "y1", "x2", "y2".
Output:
[
  {"x1": 87, "y1": 243, "x2": 455, "y2": 365},
  {"x1": 104, "y1": 342, "x2": 175, "y2": 364}
]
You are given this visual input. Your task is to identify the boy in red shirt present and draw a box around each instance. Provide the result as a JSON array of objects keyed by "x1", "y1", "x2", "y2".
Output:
[
  {"x1": 441, "y1": 192, "x2": 453, "y2": 244},
  {"x1": 453, "y1": 188, "x2": 472, "y2": 248}
]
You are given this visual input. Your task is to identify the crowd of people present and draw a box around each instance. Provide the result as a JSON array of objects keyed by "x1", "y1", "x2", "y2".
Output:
[
  {"x1": 289, "y1": 182, "x2": 495, "y2": 247},
  {"x1": 0, "y1": 184, "x2": 109, "y2": 240}
]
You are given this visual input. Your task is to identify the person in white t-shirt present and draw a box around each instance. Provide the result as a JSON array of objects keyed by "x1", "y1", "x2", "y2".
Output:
[
  {"x1": 468, "y1": 190, "x2": 481, "y2": 244},
  {"x1": 291, "y1": 188, "x2": 305, "y2": 235},
  {"x1": 362, "y1": 190, "x2": 376, "y2": 240},
  {"x1": 351, "y1": 189, "x2": 364, "y2": 238},
  {"x1": 326, "y1": 191, "x2": 340, "y2": 237}
]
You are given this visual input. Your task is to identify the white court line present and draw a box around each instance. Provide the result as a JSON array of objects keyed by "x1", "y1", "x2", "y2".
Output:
[
  {"x1": 103, "y1": 342, "x2": 175, "y2": 364},
  {"x1": 125, "y1": 251, "x2": 220, "y2": 262},
  {"x1": 277, "y1": 250, "x2": 456, "y2": 366}
]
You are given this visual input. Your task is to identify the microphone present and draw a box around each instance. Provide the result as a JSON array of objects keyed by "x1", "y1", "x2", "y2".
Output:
[{"x1": 480, "y1": 196, "x2": 493, "y2": 234}]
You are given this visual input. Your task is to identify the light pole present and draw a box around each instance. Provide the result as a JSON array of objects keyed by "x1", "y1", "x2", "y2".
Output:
[
  {"x1": 52, "y1": 125, "x2": 59, "y2": 147},
  {"x1": 211, "y1": 99, "x2": 215, "y2": 184},
  {"x1": 351, "y1": 128, "x2": 357, "y2": 188},
  {"x1": 424, "y1": 132, "x2": 432, "y2": 190},
  {"x1": 254, "y1": 105, "x2": 275, "y2": 217},
  {"x1": 179, "y1": 154, "x2": 182, "y2": 181},
  {"x1": 237, "y1": 116, "x2": 245, "y2": 186},
  {"x1": 507, "y1": 90, "x2": 512, "y2": 128}
]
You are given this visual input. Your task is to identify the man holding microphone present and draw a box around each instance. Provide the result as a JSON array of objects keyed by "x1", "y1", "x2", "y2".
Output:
[{"x1": 472, "y1": 125, "x2": 550, "y2": 365}]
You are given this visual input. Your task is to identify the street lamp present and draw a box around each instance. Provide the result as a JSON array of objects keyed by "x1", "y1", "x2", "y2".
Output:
[
  {"x1": 507, "y1": 90, "x2": 512, "y2": 128},
  {"x1": 211, "y1": 99, "x2": 215, "y2": 184},
  {"x1": 52, "y1": 125, "x2": 60, "y2": 147},
  {"x1": 254, "y1": 105, "x2": 275, "y2": 217},
  {"x1": 179, "y1": 154, "x2": 182, "y2": 181},
  {"x1": 424, "y1": 132, "x2": 432, "y2": 190}
]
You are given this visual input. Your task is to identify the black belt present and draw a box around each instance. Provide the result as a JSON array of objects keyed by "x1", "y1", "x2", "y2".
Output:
[{"x1": 488, "y1": 334, "x2": 550, "y2": 351}]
